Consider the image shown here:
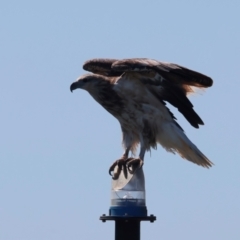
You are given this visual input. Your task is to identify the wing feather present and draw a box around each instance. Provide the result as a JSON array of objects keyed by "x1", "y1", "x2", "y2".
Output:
[
  {"x1": 112, "y1": 58, "x2": 213, "y2": 128},
  {"x1": 83, "y1": 58, "x2": 213, "y2": 128},
  {"x1": 112, "y1": 58, "x2": 213, "y2": 87},
  {"x1": 138, "y1": 74, "x2": 204, "y2": 128},
  {"x1": 83, "y1": 58, "x2": 122, "y2": 76}
]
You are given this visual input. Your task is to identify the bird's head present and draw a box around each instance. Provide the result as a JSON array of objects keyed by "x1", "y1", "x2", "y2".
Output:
[{"x1": 70, "y1": 74, "x2": 101, "y2": 92}]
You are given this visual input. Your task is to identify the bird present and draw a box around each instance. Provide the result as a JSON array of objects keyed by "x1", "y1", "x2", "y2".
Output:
[{"x1": 70, "y1": 58, "x2": 213, "y2": 179}]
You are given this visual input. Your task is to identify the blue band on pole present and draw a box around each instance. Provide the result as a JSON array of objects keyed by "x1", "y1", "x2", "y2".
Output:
[{"x1": 109, "y1": 206, "x2": 147, "y2": 217}]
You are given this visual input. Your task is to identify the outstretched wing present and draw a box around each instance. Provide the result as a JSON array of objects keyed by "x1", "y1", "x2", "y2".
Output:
[
  {"x1": 112, "y1": 58, "x2": 213, "y2": 128},
  {"x1": 112, "y1": 58, "x2": 213, "y2": 87}
]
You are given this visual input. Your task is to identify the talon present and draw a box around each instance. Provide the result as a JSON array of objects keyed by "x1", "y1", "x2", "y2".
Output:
[
  {"x1": 122, "y1": 164, "x2": 128, "y2": 179},
  {"x1": 112, "y1": 165, "x2": 122, "y2": 180},
  {"x1": 109, "y1": 162, "x2": 118, "y2": 176},
  {"x1": 126, "y1": 158, "x2": 144, "y2": 174},
  {"x1": 108, "y1": 157, "x2": 127, "y2": 179}
]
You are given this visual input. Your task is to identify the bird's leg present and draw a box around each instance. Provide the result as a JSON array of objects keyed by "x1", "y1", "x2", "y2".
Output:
[
  {"x1": 109, "y1": 148, "x2": 130, "y2": 179},
  {"x1": 126, "y1": 146, "x2": 145, "y2": 174}
]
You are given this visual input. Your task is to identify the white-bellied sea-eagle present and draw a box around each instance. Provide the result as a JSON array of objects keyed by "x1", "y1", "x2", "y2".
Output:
[{"x1": 70, "y1": 58, "x2": 213, "y2": 179}]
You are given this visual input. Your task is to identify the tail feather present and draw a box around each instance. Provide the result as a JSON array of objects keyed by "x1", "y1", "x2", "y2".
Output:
[{"x1": 157, "y1": 122, "x2": 213, "y2": 168}]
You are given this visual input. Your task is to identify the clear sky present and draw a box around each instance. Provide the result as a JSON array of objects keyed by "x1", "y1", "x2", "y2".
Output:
[{"x1": 1, "y1": 0, "x2": 240, "y2": 239}]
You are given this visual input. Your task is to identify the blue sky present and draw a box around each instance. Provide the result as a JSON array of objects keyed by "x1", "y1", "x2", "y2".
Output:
[{"x1": 1, "y1": 0, "x2": 240, "y2": 239}]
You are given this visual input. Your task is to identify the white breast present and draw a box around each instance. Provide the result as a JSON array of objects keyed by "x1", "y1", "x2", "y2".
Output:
[{"x1": 113, "y1": 74, "x2": 173, "y2": 122}]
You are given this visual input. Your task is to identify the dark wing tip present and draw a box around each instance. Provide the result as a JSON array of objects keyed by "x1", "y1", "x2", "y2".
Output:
[
  {"x1": 191, "y1": 75, "x2": 213, "y2": 87},
  {"x1": 171, "y1": 64, "x2": 214, "y2": 88},
  {"x1": 202, "y1": 77, "x2": 213, "y2": 87}
]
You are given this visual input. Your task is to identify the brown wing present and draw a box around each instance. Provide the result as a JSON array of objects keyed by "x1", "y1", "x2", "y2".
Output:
[
  {"x1": 83, "y1": 58, "x2": 123, "y2": 76},
  {"x1": 112, "y1": 58, "x2": 213, "y2": 87},
  {"x1": 112, "y1": 58, "x2": 213, "y2": 128}
]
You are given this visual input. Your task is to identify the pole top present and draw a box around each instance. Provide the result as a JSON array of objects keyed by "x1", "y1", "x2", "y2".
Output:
[
  {"x1": 100, "y1": 214, "x2": 156, "y2": 223},
  {"x1": 110, "y1": 167, "x2": 147, "y2": 217}
]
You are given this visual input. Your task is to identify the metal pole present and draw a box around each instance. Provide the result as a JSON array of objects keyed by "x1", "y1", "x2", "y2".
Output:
[{"x1": 115, "y1": 219, "x2": 140, "y2": 240}]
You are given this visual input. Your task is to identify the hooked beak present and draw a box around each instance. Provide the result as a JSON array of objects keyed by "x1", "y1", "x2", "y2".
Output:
[{"x1": 70, "y1": 82, "x2": 79, "y2": 92}]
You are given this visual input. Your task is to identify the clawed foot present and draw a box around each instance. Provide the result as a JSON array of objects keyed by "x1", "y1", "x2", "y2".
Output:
[{"x1": 109, "y1": 157, "x2": 144, "y2": 179}]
